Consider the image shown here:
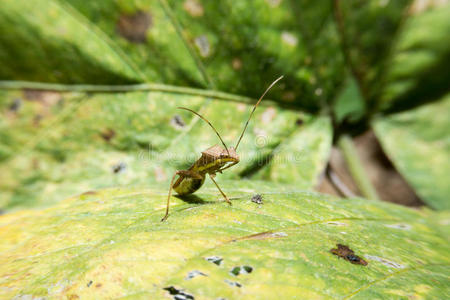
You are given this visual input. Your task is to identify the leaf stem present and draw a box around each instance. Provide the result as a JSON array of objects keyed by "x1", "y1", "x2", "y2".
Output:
[
  {"x1": 0, "y1": 80, "x2": 252, "y2": 102},
  {"x1": 338, "y1": 134, "x2": 380, "y2": 201}
]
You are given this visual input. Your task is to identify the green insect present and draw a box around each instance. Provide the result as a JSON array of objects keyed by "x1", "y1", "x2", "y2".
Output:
[{"x1": 161, "y1": 76, "x2": 283, "y2": 221}]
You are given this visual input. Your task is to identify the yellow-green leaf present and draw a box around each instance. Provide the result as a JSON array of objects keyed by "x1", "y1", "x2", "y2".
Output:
[
  {"x1": 0, "y1": 89, "x2": 331, "y2": 209},
  {"x1": 0, "y1": 184, "x2": 448, "y2": 299}
]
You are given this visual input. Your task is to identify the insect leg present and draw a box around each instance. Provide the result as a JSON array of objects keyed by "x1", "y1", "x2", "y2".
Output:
[
  {"x1": 208, "y1": 173, "x2": 232, "y2": 206},
  {"x1": 216, "y1": 161, "x2": 239, "y2": 173},
  {"x1": 161, "y1": 171, "x2": 182, "y2": 222}
]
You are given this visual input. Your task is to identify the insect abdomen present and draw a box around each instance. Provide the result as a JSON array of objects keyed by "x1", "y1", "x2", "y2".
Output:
[{"x1": 174, "y1": 176, "x2": 205, "y2": 195}]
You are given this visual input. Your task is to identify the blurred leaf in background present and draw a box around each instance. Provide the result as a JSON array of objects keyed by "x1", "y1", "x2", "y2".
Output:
[{"x1": 0, "y1": 89, "x2": 331, "y2": 209}]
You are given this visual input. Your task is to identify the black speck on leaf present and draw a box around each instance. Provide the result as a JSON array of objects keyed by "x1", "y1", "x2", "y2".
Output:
[
  {"x1": 163, "y1": 286, "x2": 194, "y2": 300},
  {"x1": 112, "y1": 162, "x2": 126, "y2": 174},
  {"x1": 251, "y1": 194, "x2": 263, "y2": 204},
  {"x1": 171, "y1": 115, "x2": 186, "y2": 128}
]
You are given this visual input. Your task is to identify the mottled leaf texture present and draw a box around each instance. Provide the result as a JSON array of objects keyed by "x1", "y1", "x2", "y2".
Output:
[
  {"x1": 0, "y1": 186, "x2": 449, "y2": 299},
  {"x1": 374, "y1": 95, "x2": 450, "y2": 210},
  {"x1": 0, "y1": 89, "x2": 331, "y2": 209},
  {"x1": 0, "y1": 0, "x2": 346, "y2": 111}
]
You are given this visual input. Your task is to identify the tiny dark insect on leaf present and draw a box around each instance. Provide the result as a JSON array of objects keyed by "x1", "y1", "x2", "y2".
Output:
[
  {"x1": 112, "y1": 162, "x2": 126, "y2": 174},
  {"x1": 251, "y1": 194, "x2": 263, "y2": 204},
  {"x1": 171, "y1": 114, "x2": 186, "y2": 128},
  {"x1": 161, "y1": 76, "x2": 284, "y2": 221},
  {"x1": 330, "y1": 244, "x2": 368, "y2": 266}
]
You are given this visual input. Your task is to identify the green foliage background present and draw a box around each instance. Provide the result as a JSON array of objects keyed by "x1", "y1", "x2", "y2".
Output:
[{"x1": 0, "y1": 0, "x2": 449, "y2": 299}]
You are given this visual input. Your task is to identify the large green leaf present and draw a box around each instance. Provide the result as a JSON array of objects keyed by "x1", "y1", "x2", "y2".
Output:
[
  {"x1": 0, "y1": 0, "x2": 346, "y2": 111},
  {"x1": 0, "y1": 0, "x2": 145, "y2": 84},
  {"x1": 373, "y1": 95, "x2": 450, "y2": 210},
  {"x1": 379, "y1": 2, "x2": 450, "y2": 113},
  {"x1": 334, "y1": 0, "x2": 450, "y2": 113},
  {"x1": 0, "y1": 185, "x2": 448, "y2": 299},
  {"x1": 0, "y1": 88, "x2": 331, "y2": 209}
]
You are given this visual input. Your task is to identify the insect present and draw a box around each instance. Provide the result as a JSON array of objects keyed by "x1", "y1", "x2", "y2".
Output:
[{"x1": 161, "y1": 76, "x2": 284, "y2": 221}]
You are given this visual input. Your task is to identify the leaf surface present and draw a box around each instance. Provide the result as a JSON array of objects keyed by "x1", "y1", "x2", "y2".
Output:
[
  {"x1": 373, "y1": 95, "x2": 450, "y2": 210},
  {"x1": 0, "y1": 185, "x2": 448, "y2": 299},
  {"x1": 0, "y1": 89, "x2": 331, "y2": 209},
  {"x1": 0, "y1": 0, "x2": 347, "y2": 111},
  {"x1": 334, "y1": 0, "x2": 450, "y2": 113}
]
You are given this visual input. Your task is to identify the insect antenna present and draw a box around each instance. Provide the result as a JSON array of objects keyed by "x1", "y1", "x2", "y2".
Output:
[
  {"x1": 234, "y1": 75, "x2": 284, "y2": 150},
  {"x1": 178, "y1": 107, "x2": 230, "y2": 155}
]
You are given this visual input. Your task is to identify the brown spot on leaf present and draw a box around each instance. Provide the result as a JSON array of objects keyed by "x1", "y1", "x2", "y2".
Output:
[
  {"x1": 100, "y1": 128, "x2": 116, "y2": 142},
  {"x1": 183, "y1": 0, "x2": 204, "y2": 17},
  {"x1": 304, "y1": 56, "x2": 312, "y2": 65},
  {"x1": 31, "y1": 158, "x2": 40, "y2": 170},
  {"x1": 117, "y1": 11, "x2": 152, "y2": 43},
  {"x1": 235, "y1": 230, "x2": 287, "y2": 241},
  {"x1": 23, "y1": 89, "x2": 61, "y2": 105},
  {"x1": 232, "y1": 58, "x2": 243, "y2": 70},
  {"x1": 330, "y1": 244, "x2": 368, "y2": 266},
  {"x1": 68, "y1": 295, "x2": 79, "y2": 300},
  {"x1": 81, "y1": 191, "x2": 97, "y2": 196},
  {"x1": 295, "y1": 118, "x2": 304, "y2": 126},
  {"x1": 282, "y1": 91, "x2": 295, "y2": 102},
  {"x1": 95, "y1": 283, "x2": 102, "y2": 288},
  {"x1": 23, "y1": 90, "x2": 62, "y2": 123}
]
